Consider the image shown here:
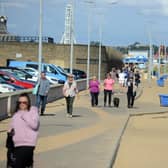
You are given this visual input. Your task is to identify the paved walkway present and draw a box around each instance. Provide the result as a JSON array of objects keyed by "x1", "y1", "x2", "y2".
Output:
[{"x1": 0, "y1": 79, "x2": 168, "y2": 168}]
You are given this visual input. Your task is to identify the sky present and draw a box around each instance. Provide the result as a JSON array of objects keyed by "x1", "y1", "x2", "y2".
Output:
[{"x1": 1, "y1": 0, "x2": 168, "y2": 46}]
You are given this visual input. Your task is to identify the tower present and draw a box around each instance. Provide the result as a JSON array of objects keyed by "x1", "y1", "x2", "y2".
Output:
[
  {"x1": 60, "y1": 4, "x2": 76, "y2": 44},
  {"x1": 0, "y1": 16, "x2": 8, "y2": 34},
  {"x1": 0, "y1": 1, "x2": 17, "y2": 41}
]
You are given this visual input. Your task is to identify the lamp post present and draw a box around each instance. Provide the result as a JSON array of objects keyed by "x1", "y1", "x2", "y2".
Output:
[
  {"x1": 164, "y1": 44, "x2": 167, "y2": 74},
  {"x1": 148, "y1": 29, "x2": 153, "y2": 86},
  {"x1": 158, "y1": 45, "x2": 161, "y2": 79},
  {"x1": 97, "y1": 1, "x2": 118, "y2": 82},
  {"x1": 38, "y1": 0, "x2": 43, "y2": 78},
  {"x1": 70, "y1": 0, "x2": 75, "y2": 74},
  {"x1": 98, "y1": 18, "x2": 102, "y2": 82},
  {"x1": 84, "y1": 0, "x2": 95, "y2": 88}
]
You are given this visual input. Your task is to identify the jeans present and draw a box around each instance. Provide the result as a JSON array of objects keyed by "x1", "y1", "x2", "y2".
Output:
[
  {"x1": 104, "y1": 89, "x2": 112, "y2": 106},
  {"x1": 127, "y1": 92, "x2": 135, "y2": 107},
  {"x1": 90, "y1": 92, "x2": 99, "y2": 106},
  {"x1": 36, "y1": 95, "x2": 47, "y2": 115},
  {"x1": 65, "y1": 96, "x2": 75, "y2": 115}
]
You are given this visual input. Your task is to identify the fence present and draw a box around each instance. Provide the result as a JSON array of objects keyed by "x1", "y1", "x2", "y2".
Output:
[{"x1": 0, "y1": 79, "x2": 87, "y2": 120}]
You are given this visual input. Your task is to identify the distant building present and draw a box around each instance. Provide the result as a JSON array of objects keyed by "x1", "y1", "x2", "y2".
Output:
[{"x1": 128, "y1": 50, "x2": 148, "y2": 58}]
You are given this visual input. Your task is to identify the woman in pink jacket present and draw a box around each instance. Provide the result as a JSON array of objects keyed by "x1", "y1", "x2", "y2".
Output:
[
  {"x1": 9, "y1": 93, "x2": 40, "y2": 168},
  {"x1": 103, "y1": 73, "x2": 115, "y2": 107}
]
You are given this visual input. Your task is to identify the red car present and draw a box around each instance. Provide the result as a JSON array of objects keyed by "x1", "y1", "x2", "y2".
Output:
[{"x1": 0, "y1": 71, "x2": 35, "y2": 89}]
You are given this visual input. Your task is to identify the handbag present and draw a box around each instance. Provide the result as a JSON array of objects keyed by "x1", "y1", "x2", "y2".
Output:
[
  {"x1": 6, "y1": 129, "x2": 14, "y2": 149},
  {"x1": 32, "y1": 83, "x2": 39, "y2": 95},
  {"x1": 6, "y1": 129, "x2": 16, "y2": 167}
]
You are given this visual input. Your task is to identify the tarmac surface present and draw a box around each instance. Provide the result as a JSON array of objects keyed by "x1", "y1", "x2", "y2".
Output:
[{"x1": 0, "y1": 78, "x2": 168, "y2": 168}]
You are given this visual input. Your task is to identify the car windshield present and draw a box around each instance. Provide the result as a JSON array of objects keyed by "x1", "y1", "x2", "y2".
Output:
[
  {"x1": 0, "y1": 76, "x2": 6, "y2": 83},
  {"x1": 51, "y1": 65, "x2": 67, "y2": 76}
]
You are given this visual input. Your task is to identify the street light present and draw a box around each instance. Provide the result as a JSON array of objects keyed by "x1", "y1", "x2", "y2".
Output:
[
  {"x1": 98, "y1": 15, "x2": 102, "y2": 82},
  {"x1": 97, "y1": 1, "x2": 118, "y2": 82},
  {"x1": 147, "y1": 27, "x2": 153, "y2": 86},
  {"x1": 164, "y1": 44, "x2": 167, "y2": 74},
  {"x1": 38, "y1": 0, "x2": 43, "y2": 78},
  {"x1": 84, "y1": 0, "x2": 95, "y2": 88},
  {"x1": 70, "y1": 0, "x2": 75, "y2": 74},
  {"x1": 158, "y1": 45, "x2": 161, "y2": 79}
]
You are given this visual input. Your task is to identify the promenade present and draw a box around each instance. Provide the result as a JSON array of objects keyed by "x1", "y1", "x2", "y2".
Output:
[{"x1": 0, "y1": 78, "x2": 168, "y2": 168}]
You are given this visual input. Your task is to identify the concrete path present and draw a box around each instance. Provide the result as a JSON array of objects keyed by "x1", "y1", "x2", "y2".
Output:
[{"x1": 0, "y1": 79, "x2": 168, "y2": 168}]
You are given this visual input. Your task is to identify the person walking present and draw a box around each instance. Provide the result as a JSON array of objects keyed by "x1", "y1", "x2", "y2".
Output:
[
  {"x1": 118, "y1": 69, "x2": 126, "y2": 92},
  {"x1": 89, "y1": 76, "x2": 100, "y2": 107},
  {"x1": 63, "y1": 74, "x2": 78, "y2": 117},
  {"x1": 8, "y1": 93, "x2": 40, "y2": 168},
  {"x1": 134, "y1": 70, "x2": 141, "y2": 87},
  {"x1": 103, "y1": 73, "x2": 115, "y2": 107},
  {"x1": 36, "y1": 72, "x2": 50, "y2": 115},
  {"x1": 127, "y1": 77, "x2": 137, "y2": 108}
]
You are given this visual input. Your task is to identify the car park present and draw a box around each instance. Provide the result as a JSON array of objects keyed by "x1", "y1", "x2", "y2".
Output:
[
  {"x1": 7, "y1": 60, "x2": 66, "y2": 84},
  {"x1": 19, "y1": 67, "x2": 59, "y2": 85},
  {"x1": 0, "y1": 66, "x2": 38, "y2": 82}
]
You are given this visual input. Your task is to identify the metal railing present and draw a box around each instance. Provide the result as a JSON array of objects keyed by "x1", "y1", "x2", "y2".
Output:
[
  {"x1": 0, "y1": 35, "x2": 54, "y2": 43},
  {"x1": 0, "y1": 79, "x2": 87, "y2": 121}
]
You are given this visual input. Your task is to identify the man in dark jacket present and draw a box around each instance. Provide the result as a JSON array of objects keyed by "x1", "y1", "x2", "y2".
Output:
[{"x1": 127, "y1": 77, "x2": 136, "y2": 108}]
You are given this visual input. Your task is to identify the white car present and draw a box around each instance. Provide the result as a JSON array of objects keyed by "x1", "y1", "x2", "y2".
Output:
[
  {"x1": 22, "y1": 67, "x2": 38, "y2": 77},
  {"x1": 0, "y1": 83, "x2": 16, "y2": 93},
  {"x1": 22, "y1": 67, "x2": 58, "y2": 84},
  {"x1": 46, "y1": 76, "x2": 58, "y2": 84}
]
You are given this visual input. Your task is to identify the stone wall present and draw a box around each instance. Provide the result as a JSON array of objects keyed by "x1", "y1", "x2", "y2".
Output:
[{"x1": 0, "y1": 42, "x2": 123, "y2": 79}]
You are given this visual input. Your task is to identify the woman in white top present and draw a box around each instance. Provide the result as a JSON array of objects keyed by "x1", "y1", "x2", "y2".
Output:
[
  {"x1": 118, "y1": 70, "x2": 126, "y2": 92},
  {"x1": 63, "y1": 74, "x2": 78, "y2": 117}
]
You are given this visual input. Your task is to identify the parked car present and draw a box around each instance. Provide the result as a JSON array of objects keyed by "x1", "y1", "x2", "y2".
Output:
[
  {"x1": 51, "y1": 64, "x2": 68, "y2": 77},
  {"x1": 0, "y1": 83, "x2": 16, "y2": 93},
  {"x1": 7, "y1": 60, "x2": 66, "y2": 84},
  {"x1": 0, "y1": 71, "x2": 35, "y2": 89},
  {"x1": 64, "y1": 68, "x2": 87, "y2": 79},
  {"x1": 21, "y1": 67, "x2": 38, "y2": 77},
  {"x1": 0, "y1": 66, "x2": 38, "y2": 82},
  {"x1": 19, "y1": 67, "x2": 59, "y2": 85},
  {"x1": 0, "y1": 76, "x2": 24, "y2": 90}
]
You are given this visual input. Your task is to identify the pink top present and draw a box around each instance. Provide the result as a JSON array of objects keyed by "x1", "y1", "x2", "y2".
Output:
[
  {"x1": 10, "y1": 106, "x2": 40, "y2": 147},
  {"x1": 104, "y1": 78, "x2": 115, "y2": 91},
  {"x1": 89, "y1": 80, "x2": 100, "y2": 93}
]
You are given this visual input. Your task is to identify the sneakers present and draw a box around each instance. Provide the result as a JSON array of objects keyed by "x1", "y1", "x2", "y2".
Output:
[{"x1": 66, "y1": 114, "x2": 73, "y2": 118}]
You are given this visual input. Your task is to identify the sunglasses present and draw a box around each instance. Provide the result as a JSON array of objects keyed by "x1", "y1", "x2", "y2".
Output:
[{"x1": 18, "y1": 101, "x2": 28, "y2": 105}]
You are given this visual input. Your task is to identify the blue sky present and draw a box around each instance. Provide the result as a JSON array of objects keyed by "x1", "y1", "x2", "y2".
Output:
[{"x1": 1, "y1": 0, "x2": 168, "y2": 46}]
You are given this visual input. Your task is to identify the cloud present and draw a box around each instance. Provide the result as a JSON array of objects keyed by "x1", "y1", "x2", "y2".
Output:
[
  {"x1": 119, "y1": 0, "x2": 168, "y2": 16},
  {"x1": 160, "y1": 0, "x2": 168, "y2": 15},
  {"x1": 118, "y1": 0, "x2": 159, "y2": 6}
]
